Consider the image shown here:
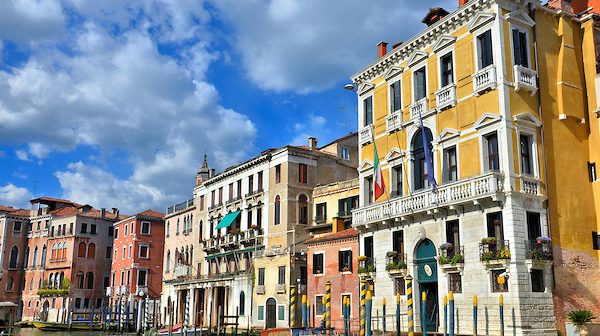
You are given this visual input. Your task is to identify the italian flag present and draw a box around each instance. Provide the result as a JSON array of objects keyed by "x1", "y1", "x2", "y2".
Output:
[{"x1": 373, "y1": 136, "x2": 385, "y2": 200}]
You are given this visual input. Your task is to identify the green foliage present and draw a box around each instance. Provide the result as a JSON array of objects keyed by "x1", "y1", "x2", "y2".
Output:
[
  {"x1": 358, "y1": 264, "x2": 376, "y2": 274},
  {"x1": 567, "y1": 310, "x2": 594, "y2": 326},
  {"x1": 38, "y1": 288, "x2": 69, "y2": 298},
  {"x1": 386, "y1": 261, "x2": 406, "y2": 271},
  {"x1": 481, "y1": 237, "x2": 497, "y2": 245},
  {"x1": 439, "y1": 254, "x2": 464, "y2": 266},
  {"x1": 481, "y1": 247, "x2": 510, "y2": 261}
]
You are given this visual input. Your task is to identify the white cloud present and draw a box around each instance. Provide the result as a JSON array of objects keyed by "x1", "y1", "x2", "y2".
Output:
[
  {"x1": 0, "y1": 0, "x2": 66, "y2": 43},
  {"x1": 0, "y1": 183, "x2": 33, "y2": 208},
  {"x1": 15, "y1": 149, "x2": 30, "y2": 161},
  {"x1": 212, "y1": 0, "x2": 456, "y2": 93}
]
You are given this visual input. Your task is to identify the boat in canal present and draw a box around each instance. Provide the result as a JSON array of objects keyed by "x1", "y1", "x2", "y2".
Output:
[{"x1": 31, "y1": 320, "x2": 103, "y2": 332}]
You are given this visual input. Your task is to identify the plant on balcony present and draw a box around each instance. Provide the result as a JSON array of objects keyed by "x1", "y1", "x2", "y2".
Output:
[
  {"x1": 358, "y1": 264, "x2": 375, "y2": 274},
  {"x1": 567, "y1": 310, "x2": 595, "y2": 336},
  {"x1": 357, "y1": 255, "x2": 367, "y2": 261},
  {"x1": 536, "y1": 236, "x2": 551, "y2": 244},
  {"x1": 385, "y1": 261, "x2": 406, "y2": 271},
  {"x1": 386, "y1": 251, "x2": 398, "y2": 258},
  {"x1": 481, "y1": 247, "x2": 510, "y2": 262},
  {"x1": 439, "y1": 242, "x2": 453, "y2": 250},
  {"x1": 481, "y1": 237, "x2": 497, "y2": 245},
  {"x1": 439, "y1": 253, "x2": 464, "y2": 266},
  {"x1": 38, "y1": 279, "x2": 70, "y2": 298}
]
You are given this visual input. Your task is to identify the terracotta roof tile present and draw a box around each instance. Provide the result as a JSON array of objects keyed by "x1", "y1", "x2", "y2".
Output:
[
  {"x1": 30, "y1": 196, "x2": 81, "y2": 207},
  {"x1": 10, "y1": 209, "x2": 31, "y2": 216},
  {"x1": 305, "y1": 228, "x2": 359, "y2": 245},
  {"x1": 137, "y1": 209, "x2": 165, "y2": 219},
  {"x1": 0, "y1": 205, "x2": 17, "y2": 212}
]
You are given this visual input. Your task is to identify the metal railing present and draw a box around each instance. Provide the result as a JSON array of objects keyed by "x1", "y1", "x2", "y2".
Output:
[
  {"x1": 479, "y1": 239, "x2": 510, "y2": 261},
  {"x1": 438, "y1": 246, "x2": 465, "y2": 265},
  {"x1": 525, "y1": 239, "x2": 553, "y2": 261}
]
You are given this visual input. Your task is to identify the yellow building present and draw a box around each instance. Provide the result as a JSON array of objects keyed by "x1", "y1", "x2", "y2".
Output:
[{"x1": 349, "y1": 0, "x2": 562, "y2": 334}]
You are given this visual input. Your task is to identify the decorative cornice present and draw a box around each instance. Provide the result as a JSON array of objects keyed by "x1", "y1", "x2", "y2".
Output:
[
  {"x1": 506, "y1": 9, "x2": 535, "y2": 27},
  {"x1": 468, "y1": 11, "x2": 496, "y2": 31},
  {"x1": 384, "y1": 66, "x2": 404, "y2": 81},
  {"x1": 474, "y1": 113, "x2": 502, "y2": 129},
  {"x1": 432, "y1": 35, "x2": 457, "y2": 53},
  {"x1": 513, "y1": 112, "x2": 541, "y2": 127}
]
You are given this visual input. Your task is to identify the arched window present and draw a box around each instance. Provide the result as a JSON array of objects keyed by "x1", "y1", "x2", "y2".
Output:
[
  {"x1": 41, "y1": 245, "x2": 47, "y2": 267},
  {"x1": 76, "y1": 271, "x2": 84, "y2": 289},
  {"x1": 198, "y1": 220, "x2": 203, "y2": 242},
  {"x1": 411, "y1": 128, "x2": 434, "y2": 190},
  {"x1": 190, "y1": 246, "x2": 193, "y2": 266},
  {"x1": 9, "y1": 246, "x2": 19, "y2": 269},
  {"x1": 298, "y1": 194, "x2": 308, "y2": 224},
  {"x1": 86, "y1": 272, "x2": 94, "y2": 289},
  {"x1": 166, "y1": 250, "x2": 170, "y2": 273},
  {"x1": 185, "y1": 246, "x2": 189, "y2": 264},
  {"x1": 166, "y1": 221, "x2": 170, "y2": 237},
  {"x1": 239, "y1": 291, "x2": 245, "y2": 316},
  {"x1": 175, "y1": 248, "x2": 179, "y2": 266},
  {"x1": 58, "y1": 272, "x2": 64, "y2": 289},
  {"x1": 78, "y1": 242, "x2": 86, "y2": 257},
  {"x1": 49, "y1": 274, "x2": 54, "y2": 288},
  {"x1": 32, "y1": 246, "x2": 38, "y2": 267},
  {"x1": 62, "y1": 242, "x2": 68, "y2": 260},
  {"x1": 51, "y1": 244, "x2": 56, "y2": 260},
  {"x1": 176, "y1": 219, "x2": 180, "y2": 235},
  {"x1": 23, "y1": 247, "x2": 30, "y2": 268},
  {"x1": 87, "y1": 243, "x2": 96, "y2": 259},
  {"x1": 274, "y1": 195, "x2": 281, "y2": 225},
  {"x1": 6, "y1": 277, "x2": 13, "y2": 291}
]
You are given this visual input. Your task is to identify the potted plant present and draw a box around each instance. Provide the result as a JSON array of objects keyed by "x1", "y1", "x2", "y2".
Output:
[
  {"x1": 567, "y1": 310, "x2": 595, "y2": 336},
  {"x1": 481, "y1": 237, "x2": 497, "y2": 245},
  {"x1": 439, "y1": 242, "x2": 453, "y2": 251}
]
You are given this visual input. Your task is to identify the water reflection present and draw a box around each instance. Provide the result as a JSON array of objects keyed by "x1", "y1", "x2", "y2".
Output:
[{"x1": 12, "y1": 328, "x2": 136, "y2": 336}]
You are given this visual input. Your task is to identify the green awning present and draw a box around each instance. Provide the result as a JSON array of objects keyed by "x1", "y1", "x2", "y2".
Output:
[{"x1": 215, "y1": 210, "x2": 241, "y2": 230}]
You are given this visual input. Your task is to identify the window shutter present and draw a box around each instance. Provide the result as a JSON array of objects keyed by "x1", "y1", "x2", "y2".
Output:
[
  {"x1": 348, "y1": 250, "x2": 353, "y2": 271},
  {"x1": 520, "y1": 31, "x2": 528, "y2": 68},
  {"x1": 513, "y1": 29, "x2": 522, "y2": 66},
  {"x1": 338, "y1": 252, "x2": 343, "y2": 272}
]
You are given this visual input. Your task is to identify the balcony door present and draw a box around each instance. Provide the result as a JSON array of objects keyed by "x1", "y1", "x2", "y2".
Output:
[{"x1": 265, "y1": 298, "x2": 277, "y2": 329}]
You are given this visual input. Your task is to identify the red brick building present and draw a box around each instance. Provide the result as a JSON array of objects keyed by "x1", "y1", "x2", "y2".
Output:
[
  {"x1": 306, "y1": 229, "x2": 360, "y2": 330},
  {"x1": 108, "y1": 209, "x2": 165, "y2": 319}
]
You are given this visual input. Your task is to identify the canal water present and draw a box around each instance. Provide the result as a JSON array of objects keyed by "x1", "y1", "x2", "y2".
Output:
[{"x1": 12, "y1": 328, "x2": 137, "y2": 335}]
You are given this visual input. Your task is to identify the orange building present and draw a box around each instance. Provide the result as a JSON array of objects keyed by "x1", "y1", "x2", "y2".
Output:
[{"x1": 107, "y1": 209, "x2": 165, "y2": 323}]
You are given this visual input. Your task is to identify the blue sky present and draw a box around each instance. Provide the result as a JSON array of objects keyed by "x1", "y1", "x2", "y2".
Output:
[{"x1": 0, "y1": 0, "x2": 455, "y2": 214}]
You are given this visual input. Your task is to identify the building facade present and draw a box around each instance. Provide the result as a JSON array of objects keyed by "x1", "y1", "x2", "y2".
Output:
[
  {"x1": 108, "y1": 209, "x2": 165, "y2": 324},
  {"x1": 349, "y1": 0, "x2": 558, "y2": 334}
]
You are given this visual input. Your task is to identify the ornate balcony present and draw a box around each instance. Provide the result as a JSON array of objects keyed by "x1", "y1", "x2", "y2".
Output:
[
  {"x1": 119, "y1": 285, "x2": 130, "y2": 295},
  {"x1": 409, "y1": 98, "x2": 429, "y2": 121},
  {"x1": 276, "y1": 284, "x2": 286, "y2": 294},
  {"x1": 106, "y1": 286, "x2": 112, "y2": 296},
  {"x1": 525, "y1": 239, "x2": 553, "y2": 261},
  {"x1": 472, "y1": 65, "x2": 497, "y2": 95},
  {"x1": 256, "y1": 285, "x2": 265, "y2": 295},
  {"x1": 359, "y1": 125, "x2": 373, "y2": 146},
  {"x1": 519, "y1": 175, "x2": 540, "y2": 196},
  {"x1": 174, "y1": 265, "x2": 191, "y2": 278},
  {"x1": 435, "y1": 84, "x2": 456, "y2": 111},
  {"x1": 353, "y1": 172, "x2": 503, "y2": 227},
  {"x1": 386, "y1": 112, "x2": 402, "y2": 133},
  {"x1": 513, "y1": 65, "x2": 537, "y2": 94}
]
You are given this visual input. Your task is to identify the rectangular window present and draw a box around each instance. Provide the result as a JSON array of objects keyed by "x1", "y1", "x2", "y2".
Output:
[
  {"x1": 81, "y1": 223, "x2": 88, "y2": 234},
  {"x1": 341, "y1": 294, "x2": 351, "y2": 316},
  {"x1": 341, "y1": 147, "x2": 350, "y2": 160},
  {"x1": 275, "y1": 165, "x2": 281, "y2": 184},
  {"x1": 392, "y1": 230, "x2": 404, "y2": 255},
  {"x1": 228, "y1": 183, "x2": 234, "y2": 201},
  {"x1": 315, "y1": 296, "x2": 324, "y2": 315},
  {"x1": 199, "y1": 195, "x2": 204, "y2": 210},
  {"x1": 526, "y1": 212, "x2": 542, "y2": 241},
  {"x1": 218, "y1": 187, "x2": 223, "y2": 204},
  {"x1": 445, "y1": 220, "x2": 460, "y2": 256},
  {"x1": 390, "y1": 80, "x2": 401, "y2": 113},
  {"x1": 487, "y1": 212, "x2": 504, "y2": 242},
  {"x1": 484, "y1": 132, "x2": 500, "y2": 172},
  {"x1": 247, "y1": 209, "x2": 253, "y2": 227},
  {"x1": 363, "y1": 96, "x2": 373, "y2": 127},
  {"x1": 248, "y1": 175, "x2": 254, "y2": 194},
  {"x1": 139, "y1": 245, "x2": 150, "y2": 259},
  {"x1": 448, "y1": 272, "x2": 462, "y2": 293},
  {"x1": 338, "y1": 250, "x2": 352, "y2": 272},
  {"x1": 137, "y1": 269, "x2": 148, "y2": 286},
  {"x1": 126, "y1": 270, "x2": 130, "y2": 285},
  {"x1": 106, "y1": 246, "x2": 112, "y2": 259},
  {"x1": 316, "y1": 203, "x2": 327, "y2": 222},
  {"x1": 278, "y1": 266, "x2": 286, "y2": 285},
  {"x1": 258, "y1": 268, "x2": 265, "y2": 286},
  {"x1": 589, "y1": 162, "x2": 597, "y2": 182},
  {"x1": 414, "y1": 67, "x2": 427, "y2": 101},
  {"x1": 75, "y1": 298, "x2": 81, "y2": 308},
  {"x1": 90, "y1": 224, "x2": 96, "y2": 234},
  {"x1": 512, "y1": 29, "x2": 528, "y2": 68},
  {"x1": 128, "y1": 245, "x2": 132, "y2": 258},
  {"x1": 440, "y1": 52, "x2": 453, "y2": 87},
  {"x1": 257, "y1": 207, "x2": 262, "y2": 228},
  {"x1": 237, "y1": 180, "x2": 242, "y2": 198},
  {"x1": 122, "y1": 247, "x2": 126, "y2": 260},
  {"x1": 278, "y1": 305, "x2": 285, "y2": 321},
  {"x1": 13, "y1": 221, "x2": 22, "y2": 232},
  {"x1": 141, "y1": 221, "x2": 151, "y2": 235},
  {"x1": 299, "y1": 163, "x2": 308, "y2": 183},
  {"x1": 124, "y1": 224, "x2": 128, "y2": 236},
  {"x1": 531, "y1": 269, "x2": 544, "y2": 292},
  {"x1": 313, "y1": 253, "x2": 324, "y2": 274},
  {"x1": 364, "y1": 236, "x2": 374, "y2": 260},
  {"x1": 394, "y1": 278, "x2": 406, "y2": 296},
  {"x1": 108, "y1": 226, "x2": 114, "y2": 237},
  {"x1": 520, "y1": 134, "x2": 533, "y2": 175},
  {"x1": 444, "y1": 146, "x2": 458, "y2": 182},
  {"x1": 258, "y1": 306, "x2": 264, "y2": 320},
  {"x1": 491, "y1": 269, "x2": 508, "y2": 293},
  {"x1": 392, "y1": 166, "x2": 403, "y2": 197},
  {"x1": 477, "y1": 30, "x2": 494, "y2": 69},
  {"x1": 258, "y1": 171, "x2": 263, "y2": 190},
  {"x1": 365, "y1": 176, "x2": 374, "y2": 205},
  {"x1": 211, "y1": 190, "x2": 216, "y2": 207}
]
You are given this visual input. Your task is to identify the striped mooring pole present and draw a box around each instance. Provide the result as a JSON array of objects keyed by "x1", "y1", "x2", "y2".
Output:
[
  {"x1": 421, "y1": 291, "x2": 427, "y2": 336},
  {"x1": 321, "y1": 296, "x2": 326, "y2": 329},
  {"x1": 449, "y1": 292, "x2": 455, "y2": 336},
  {"x1": 443, "y1": 295, "x2": 447, "y2": 336},
  {"x1": 499, "y1": 294, "x2": 505, "y2": 336},
  {"x1": 406, "y1": 275, "x2": 414, "y2": 336},
  {"x1": 395, "y1": 293, "x2": 401, "y2": 336},
  {"x1": 302, "y1": 295, "x2": 307, "y2": 327},
  {"x1": 382, "y1": 297, "x2": 387, "y2": 333},
  {"x1": 343, "y1": 296, "x2": 349, "y2": 336},
  {"x1": 360, "y1": 279, "x2": 367, "y2": 336},
  {"x1": 145, "y1": 297, "x2": 150, "y2": 331},
  {"x1": 307, "y1": 299, "x2": 311, "y2": 328},
  {"x1": 290, "y1": 285, "x2": 297, "y2": 328},
  {"x1": 473, "y1": 295, "x2": 478, "y2": 336},
  {"x1": 365, "y1": 290, "x2": 372, "y2": 336},
  {"x1": 325, "y1": 280, "x2": 332, "y2": 334}
]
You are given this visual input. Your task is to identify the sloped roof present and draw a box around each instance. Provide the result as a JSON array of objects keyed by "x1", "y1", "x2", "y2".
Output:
[
  {"x1": 137, "y1": 209, "x2": 165, "y2": 219},
  {"x1": 30, "y1": 197, "x2": 81, "y2": 207},
  {"x1": 305, "y1": 228, "x2": 360, "y2": 245}
]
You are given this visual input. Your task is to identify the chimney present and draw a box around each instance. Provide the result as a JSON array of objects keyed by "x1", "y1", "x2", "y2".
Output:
[
  {"x1": 101, "y1": 208, "x2": 106, "y2": 218},
  {"x1": 308, "y1": 137, "x2": 318, "y2": 150},
  {"x1": 115, "y1": 209, "x2": 120, "y2": 218},
  {"x1": 112, "y1": 207, "x2": 118, "y2": 214},
  {"x1": 422, "y1": 8, "x2": 450, "y2": 26},
  {"x1": 377, "y1": 42, "x2": 388, "y2": 58},
  {"x1": 459, "y1": 0, "x2": 468, "y2": 6}
]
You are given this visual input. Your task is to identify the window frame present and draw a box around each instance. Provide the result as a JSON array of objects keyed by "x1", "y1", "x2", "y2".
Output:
[
  {"x1": 438, "y1": 50, "x2": 455, "y2": 89},
  {"x1": 278, "y1": 266, "x2": 286, "y2": 285},
  {"x1": 313, "y1": 252, "x2": 324, "y2": 275},
  {"x1": 482, "y1": 131, "x2": 500, "y2": 172},
  {"x1": 299, "y1": 163, "x2": 308, "y2": 184},
  {"x1": 338, "y1": 249, "x2": 353, "y2": 273},
  {"x1": 139, "y1": 244, "x2": 150, "y2": 259},
  {"x1": 141, "y1": 221, "x2": 151, "y2": 235},
  {"x1": 475, "y1": 29, "x2": 494, "y2": 70},
  {"x1": 389, "y1": 78, "x2": 402, "y2": 115},
  {"x1": 412, "y1": 66, "x2": 428, "y2": 102},
  {"x1": 341, "y1": 147, "x2": 350, "y2": 160},
  {"x1": 510, "y1": 25, "x2": 530, "y2": 68},
  {"x1": 137, "y1": 269, "x2": 148, "y2": 286},
  {"x1": 443, "y1": 145, "x2": 459, "y2": 183},
  {"x1": 362, "y1": 95, "x2": 374, "y2": 127},
  {"x1": 275, "y1": 165, "x2": 281, "y2": 184},
  {"x1": 517, "y1": 129, "x2": 538, "y2": 177}
]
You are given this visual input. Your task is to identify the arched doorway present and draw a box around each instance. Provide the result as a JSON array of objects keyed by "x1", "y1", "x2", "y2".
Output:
[
  {"x1": 41, "y1": 300, "x2": 50, "y2": 322},
  {"x1": 265, "y1": 298, "x2": 277, "y2": 329},
  {"x1": 415, "y1": 239, "x2": 438, "y2": 332}
]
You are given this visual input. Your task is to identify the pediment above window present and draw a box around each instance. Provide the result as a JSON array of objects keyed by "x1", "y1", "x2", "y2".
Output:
[
  {"x1": 513, "y1": 112, "x2": 541, "y2": 127},
  {"x1": 358, "y1": 160, "x2": 374, "y2": 173},
  {"x1": 407, "y1": 51, "x2": 429, "y2": 68},
  {"x1": 468, "y1": 12, "x2": 496, "y2": 32},
  {"x1": 506, "y1": 9, "x2": 535, "y2": 27},
  {"x1": 432, "y1": 35, "x2": 457, "y2": 54},
  {"x1": 357, "y1": 82, "x2": 375, "y2": 95},
  {"x1": 384, "y1": 148, "x2": 405, "y2": 164},
  {"x1": 474, "y1": 113, "x2": 502, "y2": 129},
  {"x1": 437, "y1": 128, "x2": 461, "y2": 143},
  {"x1": 384, "y1": 66, "x2": 404, "y2": 81}
]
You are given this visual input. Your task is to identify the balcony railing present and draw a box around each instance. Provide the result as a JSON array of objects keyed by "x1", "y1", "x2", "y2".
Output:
[
  {"x1": 359, "y1": 126, "x2": 372, "y2": 146},
  {"x1": 276, "y1": 284, "x2": 286, "y2": 294},
  {"x1": 438, "y1": 246, "x2": 465, "y2": 266},
  {"x1": 386, "y1": 112, "x2": 402, "y2": 133},
  {"x1": 385, "y1": 253, "x2": 407, "y2": 275},
  {"x1": 167, "y1": 199, "x2": 194, "y2": 214},
  {"x1": 513, "y1": 65, "x2": 537, "y2": 94},
  {"x1": 255, "y1": 246, "x2": 289, "y2": 258},
  {"x1": 353, "y1": 172, "x2": 503, "y2": 227},
  {"x1": 472, "y1": 65, "x2": 497, "y2": 94},
  {"x1": 409, "y1": 98, "x2": 428, "y2": 120},
  {"x1": 119, "y1": 285, "x2": 130, "y2": 295},
  {"x1": 525, "y1": 239, "x2": 553, "y2": 261},
  {"x1": 174, "y1": 265, "x2": 191, "y2": 278},
  {"x1": 520, "y1": 176, "x2": 540, "y2": 196},
  {"x1": 314, "y1": 215, "x2": 327, "y2": 223},
  {"x1": 358, "y1": 257, "x2": 376, "y2": 276},
  {"x1": 479, "y1": 239, "x2": 510, "y2": 262},
  {"x1": 435, "y1": 84, "x2": 456, "y2": 111},
  {"x1": 245, "y1": 188, "x2": 264, "y2": 198}
]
